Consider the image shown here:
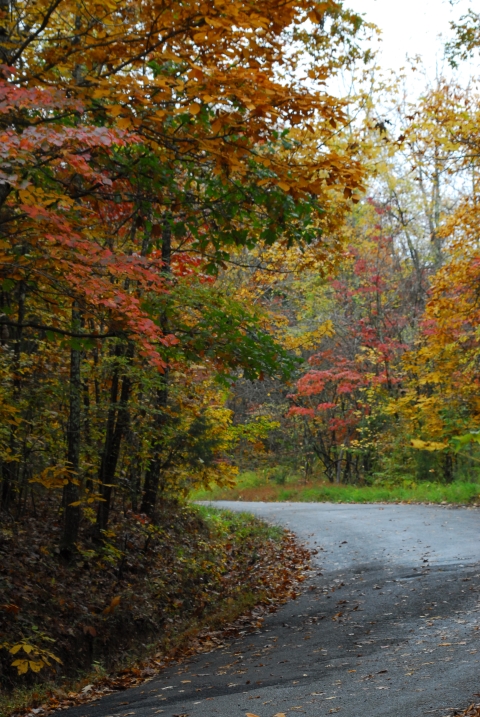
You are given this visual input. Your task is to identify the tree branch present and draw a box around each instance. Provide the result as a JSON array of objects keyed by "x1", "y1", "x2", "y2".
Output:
[{"x1": 0, "y1": 319, "x2": 117, "y2": 339}]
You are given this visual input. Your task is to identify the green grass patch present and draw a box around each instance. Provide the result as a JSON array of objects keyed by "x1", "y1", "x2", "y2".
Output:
[
  {"x1": 296, "y1": 481, "x2": 480, "y2": 504},
  {"x1": 196, "y1": 504, "x2": 283, "y2": 541},
  {"x1": 192, "y1": 471, "x2": 480, "y2": 505}
]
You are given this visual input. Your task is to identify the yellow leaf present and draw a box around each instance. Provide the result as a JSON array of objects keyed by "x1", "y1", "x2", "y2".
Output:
[
  {"x1": 30, "y1": 465, "x2": 70, "y2": 490},
  {"x1": 12, "y1": 659, "x2": 29, "y2": 674},
  {"x1": 29, "y1": 660, "x2": 44, "y2": 673},
  {"x1": 116, "y1": 117, "x2": 132, "y2": 130},
  {"x1": 277, "y1": 181, "x2": 290, "y2": 192},
  {"x1": 411, "y1": 439, "x2": 448, "y2": 451},
  {"x1": 18, "y1": 189, "x2": 33, "y2": 203}
]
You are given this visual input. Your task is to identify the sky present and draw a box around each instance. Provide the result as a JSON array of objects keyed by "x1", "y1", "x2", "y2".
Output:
[{"x1": 346, "y1": 0, "x2": 476, "y2": 81}]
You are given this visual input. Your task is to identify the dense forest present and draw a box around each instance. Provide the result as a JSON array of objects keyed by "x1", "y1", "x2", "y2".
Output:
[
  {"x1": 1, "y1": 0, "x2": 480, "y2": 699},
  {"x1": 229, "y1": 73, "x2": 480, "y2": 491}
]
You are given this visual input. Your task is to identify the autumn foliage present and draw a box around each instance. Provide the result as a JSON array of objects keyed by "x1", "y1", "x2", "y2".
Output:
[
  {"x1": 228, "y1": 56, "x2": 480, "y2": 488},
  {"x1": 0, "y1": 0, "x2": 364, "y2": 533},
  {"x1": 5, "y1": 0, "x2": 480, "y2": 697},
  {"x1": 0, "y1": 0, "x2": 368, "y2": 691}
]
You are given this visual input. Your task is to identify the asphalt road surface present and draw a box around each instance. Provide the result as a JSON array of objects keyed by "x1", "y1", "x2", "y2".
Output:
[{"x1": 67, "y1": 502, "x2": 480, "y2": 717}]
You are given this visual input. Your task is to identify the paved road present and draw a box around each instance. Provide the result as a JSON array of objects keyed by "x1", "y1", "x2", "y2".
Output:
[{"x1": 68, "y1": 503, "x2": 480, "y2": 717}]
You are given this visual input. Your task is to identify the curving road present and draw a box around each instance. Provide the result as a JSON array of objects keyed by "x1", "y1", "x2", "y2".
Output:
[{"x1": 66, "y1": 502, "x2": 480, "y2": 717}]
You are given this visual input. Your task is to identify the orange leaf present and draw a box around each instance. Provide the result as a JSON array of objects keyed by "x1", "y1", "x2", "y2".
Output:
[
  {"x1": 1, "y1": 603, "x2": 20, "y2": 614},
  {"x1": 188, "y1": 103, "x2": 201, "y2": 115},
  {"x1": 108, "y1": 105, "x2": 123, "y2": 117},
  {"x1": 103, "y1": 595, "x2": 121, "y2": 614}
]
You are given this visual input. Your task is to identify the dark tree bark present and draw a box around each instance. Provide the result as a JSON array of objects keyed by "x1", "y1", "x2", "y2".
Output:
[
  {"x1": 0, "y1": 0, "x2": 10, "y2": 64},
  {"x1": 60, "y1": 306, "x2": 82, "y2": 558},
  {"x1": 95, "y1": 342, "x2": 134, "y2": 535},
  {"x1": 140, "y1": 217, "x2": 171, "y2": 518},
  {"x1": 1, "y1": 282, "x2": 25, "y2": 511},
  {"x1": 443, "y1": 453, "x2": 455, "y2": 484},
  {"x1": 140, "y1": 374, "x2": 169, "y2": 516}
]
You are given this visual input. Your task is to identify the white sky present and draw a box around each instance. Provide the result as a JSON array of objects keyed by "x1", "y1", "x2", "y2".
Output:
[{"x1": 347, "y1": 0, "x2": 477, "y2": 80}]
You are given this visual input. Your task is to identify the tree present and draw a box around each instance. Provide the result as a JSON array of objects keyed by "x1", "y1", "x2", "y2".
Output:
[{"x1": 0, "y1": 0, "x2": 367, "y2": 550}]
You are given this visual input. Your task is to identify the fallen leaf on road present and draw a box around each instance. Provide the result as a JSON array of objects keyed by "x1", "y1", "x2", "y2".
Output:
[
  {"x1": 246, "y1": 713, "x2": 260, "y2": 717},
  {"x1": 439, "y1": 643, "x2": 452, "y2": 646},
  {"x1": 456, "y1": 704, "x2": 480, "y2": 717}
]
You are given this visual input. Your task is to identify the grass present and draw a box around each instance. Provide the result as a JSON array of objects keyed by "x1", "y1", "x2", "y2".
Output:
[
  {"x1": 196, "y1": 504, "x2": 283, "y2": 540},
  {"x1": 192, "y1": 469, "x2": 480, "y2": 505}
]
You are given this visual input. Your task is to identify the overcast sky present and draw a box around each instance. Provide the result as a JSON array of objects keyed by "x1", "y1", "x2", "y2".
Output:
[{"x1": 346, "y1": 0, "x2": 477, "y2": 81}]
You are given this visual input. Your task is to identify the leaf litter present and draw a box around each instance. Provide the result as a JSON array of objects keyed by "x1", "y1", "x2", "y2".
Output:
[{"x1": 4, "y1": 507, "x2": 310, "y2": 717}]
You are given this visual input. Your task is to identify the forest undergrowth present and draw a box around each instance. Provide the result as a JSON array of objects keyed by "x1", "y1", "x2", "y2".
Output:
[{"x1": 0, "y1": 504, "x2": 310, "y2": 717}]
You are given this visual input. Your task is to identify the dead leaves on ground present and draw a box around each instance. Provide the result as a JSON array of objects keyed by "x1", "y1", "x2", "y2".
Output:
[
  {"x1": 15, "y1": 529, "x2": 310, "y2": 717},
  {"x1": 458, "y1": 705, "x2": 480, "y2": 717}
]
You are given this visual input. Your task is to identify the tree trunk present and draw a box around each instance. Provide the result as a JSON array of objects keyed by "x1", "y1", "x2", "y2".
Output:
[
  {"x1": 1, "y1": 282, "x2": 24, "y2": 511},
  {"x1": 140, "y1": 217, "x2": 171, "y2": 518},
  {"x1": 140, "y1": 374, "x2": 168, "y2": 517},
  {"x1": 0, "y1": 0, "x2": 11, "y2": 64},
  {"x1": 443, "y1": 453, "x2": 454, "y2": 484},
  {"x1": 95, "y1": 342, "x2": 134, "y2": 535},
  {"x1": 61, "y1": 307, "x2": 82, "y2": 558},
  {"x1": 335, "y1": 447, "x2": 344, "y2": 484}
]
